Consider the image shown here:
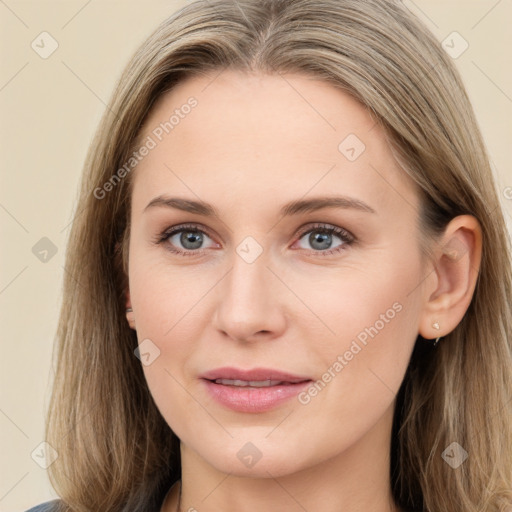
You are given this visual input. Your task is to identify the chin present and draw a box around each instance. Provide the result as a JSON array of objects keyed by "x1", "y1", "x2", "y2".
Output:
[{"x1": 191, "y1": 438, "x2": 321, "y2": 479}]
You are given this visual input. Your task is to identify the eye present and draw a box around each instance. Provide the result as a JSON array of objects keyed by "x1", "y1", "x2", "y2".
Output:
[
  {"x1": 153, "y1": 222, "x2": 355, "y2": 257},
  {"x1": 293, "y1": 223, "x2": 354, "y2": 256},
  {"x1": 154, "y1": 223, "x2": 217, "y2": 256}
]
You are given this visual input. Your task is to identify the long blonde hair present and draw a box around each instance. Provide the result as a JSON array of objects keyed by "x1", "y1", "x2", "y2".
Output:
[{"x1": 46, "y1": 1, "x2": 512, "y2": 510}]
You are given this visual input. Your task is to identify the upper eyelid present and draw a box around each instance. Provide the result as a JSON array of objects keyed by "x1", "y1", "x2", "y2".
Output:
[
  {"x1": 164, "y1": 223, "x2": 213, "y2": 239},
  {"x1": 296, "y1": 223, "x2": 353, "y2": 238}
]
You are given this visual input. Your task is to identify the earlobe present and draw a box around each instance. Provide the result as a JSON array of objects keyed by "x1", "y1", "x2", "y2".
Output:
[{"x1": 418, "y1": 215, "x2": 482, "y2": 341}]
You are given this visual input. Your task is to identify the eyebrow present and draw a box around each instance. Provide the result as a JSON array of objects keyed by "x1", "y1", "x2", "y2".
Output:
[{"x1": 143, "y1": 195, "x2": 376, "y2": 217}]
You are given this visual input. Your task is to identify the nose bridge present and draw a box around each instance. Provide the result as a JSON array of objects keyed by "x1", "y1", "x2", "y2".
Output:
[
  {"x1": 224, "y1": 243, "x2": 270, "y2": 314},
  {"x1": 213, "y1": 241, "x2": 284, "y2": 340}
]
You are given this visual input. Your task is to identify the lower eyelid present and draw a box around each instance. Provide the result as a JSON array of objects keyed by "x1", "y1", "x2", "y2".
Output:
[{"x1": 293, "y1": 234, "x2": 351, "y2": 255}]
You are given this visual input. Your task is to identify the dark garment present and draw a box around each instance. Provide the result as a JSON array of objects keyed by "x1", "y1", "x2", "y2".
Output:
[
  {"x1": 25, "y1": 500, "x2": 61, "y2": 512},
  {"x1": 27, "y1": 496, "x2": 422, "y2": 511},
  {"x1": 26, "y1": 477, "x2": 171, "y2": 512},
  {"x1": 25, "y1": 496, "x2": 166, "y2": 512}
]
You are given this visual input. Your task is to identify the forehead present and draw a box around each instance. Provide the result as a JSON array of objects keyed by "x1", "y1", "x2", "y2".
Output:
[{"x1": 130, "y1": 69, "x2": 419, "y2": 220}]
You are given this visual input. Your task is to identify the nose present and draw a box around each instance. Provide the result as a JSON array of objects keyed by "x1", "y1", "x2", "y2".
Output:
[{"x1": 212, "y1": 248, "x2": 287, "y2": 343}]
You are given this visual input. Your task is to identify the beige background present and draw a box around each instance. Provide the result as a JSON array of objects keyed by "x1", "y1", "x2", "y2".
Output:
[{"x1": 1, "y1": 1, "x2": 511, "y2": 511}]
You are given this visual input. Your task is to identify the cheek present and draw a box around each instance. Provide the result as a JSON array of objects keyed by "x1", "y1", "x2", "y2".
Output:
[
  {"x1": 128, "y1": 248, "x2": 211, "y2": 336},
  {"x1": 291, "y1": 242, "x2": 422, "y2": 353},
  {"x1": 294, "y1": 247, "x2": 423, "y2": 425},
  {"x1": 128, "y1": 255, "x2": 218, "y2": 434}
]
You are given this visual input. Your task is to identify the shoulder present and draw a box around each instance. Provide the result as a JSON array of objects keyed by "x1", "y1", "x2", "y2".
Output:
[{"x1": 25, "y1": 499, "x2": 63, "y2": 512}]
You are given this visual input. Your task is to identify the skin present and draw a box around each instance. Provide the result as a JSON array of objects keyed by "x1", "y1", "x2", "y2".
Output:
[{"x1": 124, "y1": 69, "x2": 482, "y2": 512}]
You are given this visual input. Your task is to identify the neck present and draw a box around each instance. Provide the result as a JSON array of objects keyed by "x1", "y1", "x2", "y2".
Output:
[{"x1": 163, "y1": 404, "x2": 402, "y2": 512}]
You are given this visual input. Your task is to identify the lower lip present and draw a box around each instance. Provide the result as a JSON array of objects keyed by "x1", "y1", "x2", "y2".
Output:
[{"x1": 202, "y1": 379, "x2": 311, "y2": 413}]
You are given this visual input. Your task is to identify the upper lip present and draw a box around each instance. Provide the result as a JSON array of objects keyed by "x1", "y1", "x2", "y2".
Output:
[{"x1": 200, "y1": 367, "x2": 312, "y2": 383}]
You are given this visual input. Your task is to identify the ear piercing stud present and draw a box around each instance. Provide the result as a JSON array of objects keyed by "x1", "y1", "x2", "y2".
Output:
[{"x1": 432, "y1": 321, "x2": 441, "y2": 347}]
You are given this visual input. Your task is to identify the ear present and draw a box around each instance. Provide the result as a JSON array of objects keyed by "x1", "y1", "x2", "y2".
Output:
[
  {"x1": 125, "y1": 289, "x2": 136, "y2": 330},
  {"x1": 115, "y1": 239, "x2": 135, "y2": 330},
  {"x1": 418, "y1": 215, "x2": 482, "y2": 340}
]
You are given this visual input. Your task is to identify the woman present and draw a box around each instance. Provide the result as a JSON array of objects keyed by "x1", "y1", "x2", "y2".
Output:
[{"x1": 27, "y1": 0, "x2": 512, "y2": 511}]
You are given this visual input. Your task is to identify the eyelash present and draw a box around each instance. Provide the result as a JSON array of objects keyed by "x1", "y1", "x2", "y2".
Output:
[{"x1": 153, "y1": 222, "x2": 355, "y2": 257}]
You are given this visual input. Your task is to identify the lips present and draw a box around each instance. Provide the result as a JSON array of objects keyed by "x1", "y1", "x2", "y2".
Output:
[
  {"x1": 200, "y1": 367, "x2": 312, "y2": 413},
  {"x1": 200, "y1": 367, "x2": 311, "y2": 385},
  {"x1": 213, "y1": 379, "x2": 286, "y2": 387}
]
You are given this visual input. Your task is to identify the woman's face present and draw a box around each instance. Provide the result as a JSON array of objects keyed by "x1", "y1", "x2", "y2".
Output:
[{"x1": 126, "y1": 70, "x2": 428, "y2": 477}]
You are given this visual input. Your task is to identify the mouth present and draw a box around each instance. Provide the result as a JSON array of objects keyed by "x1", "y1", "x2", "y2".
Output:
[
  {"x1": 210, "y1": 378, "x2": 306, "y2": 387},
  {"x1": 200, "y1": 367, "x2": 313, "y2": 413},
  {"x1": 200, "y1": 366, "x2": 311, "y2": 383}
]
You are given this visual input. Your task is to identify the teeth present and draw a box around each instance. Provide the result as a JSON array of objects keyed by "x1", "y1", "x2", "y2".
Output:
[{"x1": 214, "y1": 379, "x2": 284, "y2": 387}]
